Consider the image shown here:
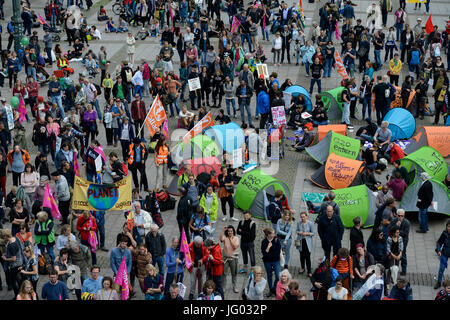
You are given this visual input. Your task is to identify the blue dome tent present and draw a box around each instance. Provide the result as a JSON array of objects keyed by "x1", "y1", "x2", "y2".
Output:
[
  {"x1": 383, "y1": 108, "x2": 416, "y2": 141},
  {"x1": 204, "y1": 122, "x2": 245, "y2": 153},
  {"x1": 284, "y1": 85, "x2": 312, "y2": 111}
]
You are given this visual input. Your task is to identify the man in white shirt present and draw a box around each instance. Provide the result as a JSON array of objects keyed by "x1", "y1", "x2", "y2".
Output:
[
  {"x1": 131, "y1": 65, "x2": 144, "y2": 99},
  {"x1": 133, "y1": 201, "x2": 153, "y2": 237},
  {"x1": 83, "y1": 77, "x2": 103, "y2": 122}
]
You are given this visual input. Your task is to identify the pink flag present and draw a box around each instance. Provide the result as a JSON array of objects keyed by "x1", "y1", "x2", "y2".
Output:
[
  {"x1": 18, "y1": 96, "x2": 27, "y2": 124},
  {"x1": 180, "y1": 227, "x2": 193, "y2": 271},
  {"x1": 162, "y1": 118, "x2": 169, "y2": 141},
  {"x1": 42, "y1": 183, "x2": 61, "y2": 221},
  {"x1": 230, "y1": 16, "x2": 241, "y2": 35},
  {"x1": 38, "y1": 13, "x2": 48, "y2": 25},
  {"x1": 93, "y1": 145, "x2": 106, "y2": 163},
  {"x1": 169, "y1": 5, "x2": 174, "y2": 21},
  {"x1": 114, "y1": 257, "x2": 130, "y2": 300},
  {"x1": 73, "y1": 151, "x2": 81, "y2": 177},
  {"x1": 262, "y1": 15, "x2": 266, "y2": 30},
  {"x1": 335, "y1": 20, "x2": 341, "y2": 40}
]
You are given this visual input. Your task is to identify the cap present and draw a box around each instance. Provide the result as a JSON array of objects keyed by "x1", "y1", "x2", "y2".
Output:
[
  {"x1": 356, "y1": 244, "x2": 364, "y2": 249},
  {"x1": 37, "y1": 96, "x2": 44, "y2": 103},
  {"x1": 417, "y1": 17, "x2": 422, "y2": 21}
]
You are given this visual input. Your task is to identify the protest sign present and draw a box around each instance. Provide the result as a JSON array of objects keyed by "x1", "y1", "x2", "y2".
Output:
[
  {"x1": 188, "y1": 77, "x2": 201, "y2": 91},
  {"x1": 329, "y1": 132, "x2": 360, "y2": 160},
  {"x1": 324, "y1": 153, "x2": 363, "y2": 189},
  {"x1": 271, "y1": 106, "x2": 287, "y2": 126}
]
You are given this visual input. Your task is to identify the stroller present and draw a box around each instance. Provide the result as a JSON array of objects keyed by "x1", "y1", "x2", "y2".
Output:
[
  {"x1": 266, "y1": 123, "x2": 285, "y2": 160},
  {"x1": 43, "y1": 23, "x2": 61, "y2": 42}
]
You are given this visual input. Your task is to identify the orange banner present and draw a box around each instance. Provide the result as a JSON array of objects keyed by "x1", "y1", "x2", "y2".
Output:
[
  {"x1": 318, "y1": 124, "x2": 347, "y2": 141},
  {"x1": 334, "y1": 51, "x2": 349, "y2": 80},
  {"x1": 183, "y1": 112, "x2": 214, "y2": 144},
  {"x1": 422, "y1": 126, "x2": 450, "y2": 158},
  {"x1": 325, "y1": 153, "x2": 363, "y2": 189},
  {"x1": 144, "y1": 95, "x2": 167, "y2": 137}
]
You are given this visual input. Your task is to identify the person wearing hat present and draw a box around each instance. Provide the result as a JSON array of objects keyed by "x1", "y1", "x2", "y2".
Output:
[
  {"x1": 416, "y1": 172, "x2": 433, "y2": 233},
  {"x1": 118, "y1": 116, "x2": 135, "y2": 163},
  {"x1": 433, "y1": 81, "x2": 449, "y2": 125},
  {"x1": 413, "y1": 18, "x2": 423, "y2": 39},
  {"x1": 51, "y1": 171, "x2": 71, "y2": 225}
]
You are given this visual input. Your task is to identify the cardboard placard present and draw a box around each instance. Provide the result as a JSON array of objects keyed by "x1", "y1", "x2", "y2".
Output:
[{"x1": 188, "y1": 77, "x2": 201, "y2": 91}]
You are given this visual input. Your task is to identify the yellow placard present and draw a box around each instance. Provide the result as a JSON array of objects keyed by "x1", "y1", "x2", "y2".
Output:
[{"x1": 72, "y1": 175, "x2": 132, "y2": 211}]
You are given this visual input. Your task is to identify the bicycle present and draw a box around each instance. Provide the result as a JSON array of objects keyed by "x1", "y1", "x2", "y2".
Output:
[{"x1": 112, "y1": 0, "x2": 125, "y2": 15}]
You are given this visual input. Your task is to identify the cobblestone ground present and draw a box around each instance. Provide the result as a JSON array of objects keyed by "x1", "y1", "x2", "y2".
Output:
[{"x1": 0, "y1": 0, "x2": 448, "y2": 300}]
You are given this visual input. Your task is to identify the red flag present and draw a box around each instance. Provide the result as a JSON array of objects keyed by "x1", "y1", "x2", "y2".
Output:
[
  {"x1": 143, "y1": 95, "x2": 167, "y2": 137},
  {"x1": 183, "y1": 112, "x2": 214, "y2": 144},
  {"x1": 425, "y1": 15, "x2": 434, "y2": 34}
]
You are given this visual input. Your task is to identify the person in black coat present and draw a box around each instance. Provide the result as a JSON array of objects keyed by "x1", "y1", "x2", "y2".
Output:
[
  {"x1": 350, "y1": 217, "x2": 364, "y2": 256},
  {"x1": 176, "y1": 187, "x2": 192, "y2": 243},
  {"x1": 317, "y1": 205, "x2": 344, "y2": 262},
  {"x1": 310, "y1": 257, "x2": 333, "y2": 300},
  {"x1": 416, "y1": 172, "x2": 433, "y2": 233}
]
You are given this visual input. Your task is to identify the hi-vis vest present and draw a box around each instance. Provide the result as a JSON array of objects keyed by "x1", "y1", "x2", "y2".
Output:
[
  {"x1": 128, "y1": 143, "x2": 146, "y2": 165},
  {"x1": 156, "y1": 145, "x2": 169, "y2": 164},
  {"x1": 58, "y1": 57, "x2": 68, "y2": 68},
  {"x1": 35, "y1": 220, "x2": 55, "y2": 245}
]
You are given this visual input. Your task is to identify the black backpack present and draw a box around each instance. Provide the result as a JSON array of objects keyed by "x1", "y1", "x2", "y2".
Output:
[{"x1": 93, "y1": 83, "x2": 102, "y2": 95}]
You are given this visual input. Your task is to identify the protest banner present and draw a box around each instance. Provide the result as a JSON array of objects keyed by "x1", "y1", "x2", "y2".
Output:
[
  {"x1": 188, "y1": 77, "x2": 201, "y2": 91},
  {"x1": 232, "y1": 148, "x2": 243, "y2": 169},
  {"x1": 334, "y1": 51, "x2": 349, "y2": 80},
  {"x1": 5, "y1": 105, "x2": 14, "y2": 130},
  {"x1": 256, "y1": 63, "x2": 269, "y2": 79},
  {"x1": 72, "y1": 175, "x2": 132, "y2": 211},
  {"x1": 142, "y1": 95, "x2": 167, "y2": 137},
  {"x1": 271, "y1": 105, "x2": 287, "y2": 126},
  {"x1": 183, "y1": 112, "x2": 214, "y2": 144}
]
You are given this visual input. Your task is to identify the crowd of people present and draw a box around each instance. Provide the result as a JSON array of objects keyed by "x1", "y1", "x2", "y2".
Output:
[{"x1": 0, "y1": 0, "x2": 448, "y2": 301}]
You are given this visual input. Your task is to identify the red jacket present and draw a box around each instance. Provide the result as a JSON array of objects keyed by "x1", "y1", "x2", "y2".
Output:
[
  {"x1": 188, "y1": 242, "x2": 209, "y2": 273},
  {"x1": 389, "y1": 144, "x2": 405, "y2": 164},
  {"x1": 130, "y1": 100, "x2": 147, "y2": 121},
  {"x1": 206, "y1": 244, "x2": 223, "y2": 276},
  {"x1": 76, "y1": 215, "x2": 97, "y2": 241}
]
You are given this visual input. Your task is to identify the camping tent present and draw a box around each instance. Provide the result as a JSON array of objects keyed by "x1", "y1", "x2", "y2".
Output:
[
  {"x1": 401, "y1": 179, "x2": 450, "y2": 215},
  {"x1": 404, "y1": 126, "x2": 450, "y2": 158},
  {"x1": 305, "y1": 131, "x2": 360, "y2": 164},
  {"x1": 317, "y1": 124, "x2": 347, "y2": 142},
  {"x1": 400, "y1": 146, "x2": 448, "y2": 184},
  {"x1": 334, "y1": 185, "x2": 377, "y2": 228},
  {"x1": 309, "y1": 153, "x2": 364, "y2": 189},
  {"x1": 172, "y1": 134, "x2": 221, "y2": 166},
  {"x1": 204, "y1": 122, "x2": 245, "y2": 153},
  {"x1": 235, "y1": 169, "x2": 291, "y2": 220},
  {"x1": 284, "y1": 85, "x2": 312, "y2": 111},
  {"x1": 321, "y1": 87, "x2": 346, "y2": 120},
  {"x1": 383, "y1": 108, "x2": 416, "y2": 141}
]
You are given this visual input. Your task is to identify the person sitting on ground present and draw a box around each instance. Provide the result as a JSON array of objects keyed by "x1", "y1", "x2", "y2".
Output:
[
  {"x1": 388, "y1": 142, "x2": 405, "y2": 164},
  {"x1": 389, "y1": 277, "x2": 413, "y2": 300},
  {"x1": 356, "y1": 117, "x2": 378, "y2": 141},
  {"x1": 105, "y1": 17, "x2": 117, "y2": 33},
  {"x1": 136, "y1": 27, "x2": 149, "y2": 41},
  {"x1": 97, "y1": 6, "x2": 109, "y2": 21},
  {"x1": 179, "y1": 106, "x2": 194, "y2": 129},
  {"x1": 386, "y1": 171, "x2": 408, "y2": 201},
  {"x1": 391, "y1": 160, "x2": 408, "y2": 183},
  {"x1": 361, "y1": 166, "x2": 381, "y2": 191},
  {"x1": 292, "y1": 125, "x2": 314, "y2": 152},
  {"x1": 311, "y1": 96, "x2": 329, "y2": 126},
  {"x1": 214, "y1": 109, "x2": 231, "y2": 124},
  {"x1": 287, "y1": 105, "x2": 305, "y2": 129}
]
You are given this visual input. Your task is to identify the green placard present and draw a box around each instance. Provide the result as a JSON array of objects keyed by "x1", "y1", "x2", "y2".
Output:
[
  {"x1": 334, "y1": 185, "x2": 370, "y2": 228},
  {"x1": 329, "y1": 132, "x2": 360, "y2": 160}
]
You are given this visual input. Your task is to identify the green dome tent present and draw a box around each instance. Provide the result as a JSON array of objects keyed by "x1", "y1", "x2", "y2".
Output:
[
  {"x1": 334, "y1": 185, "x2": 377, "y2": 228},
  {"x1": 400, "y1": 179, "x2": 450, "y2": 215},
  {"x1": 172, "y1": 135, "x2": 221, "y2": 166},
  {"x1": 305, "y1": 131, "x2": 360, "y2": 164},
  {"x1": 321, "y1": 87, "x2": 346, "y2": 120},
  {"x1": 400, "y1": 146, "x2": 447, "y2": 184},
  {"x1": 235, "y1": 169, "x2": 291, "y2": 220}
]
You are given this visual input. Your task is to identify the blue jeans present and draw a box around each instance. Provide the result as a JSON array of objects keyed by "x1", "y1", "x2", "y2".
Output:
[
  {"x1": 418, "y1": 208, "x2": 429, "y2": 232},
  {"x1": 281, "y1": 238, "x2": 292, "y2": 266},
  {"x1": 133, "y1": 85, "x2": 144, "y2": 99},
  {"x1": 200, "y1": 51, "x2": 207, "y2": 65},
  {"x1": 86, "y1": 171, "x2": 100, "y2": 183},
  {"x1": 362, "y1": 96, "x2": 372, "y2": 120},
  {"x1": 374, "y1": 50, "x2": 382, "y2": 68},
  {"x1": 395, "y1": 23, "x2": 404, "y2": 41},
  {"x1": 169, "y1": 98, "x2": 180, "y2": 116},
  {"x1": 27, "y1": 67, "x2": 36, "y2": 81},
  {"x1": 122, "y1": 99, "x2": 131, "y2": 120},
  {"x1": 92, "y1": 99, "x2": 102, "y2": 121},
  {"x1": 46, "y1": 47, "x2": 53, "y2": 65},
  {"x1": 51, "y1": 95, "x2": 65, "y2": 119},
  {"x1": 342, "y1": 102, "x2": 350, "y2": 125},
  {"x1": 324, "y1": 58, "x2": 333, "y2": 77},
  {"x1": 438, "y1": 254, "x2": 449, "y2": 283},
  {"x1": 261, "y1": 26, "x2": 269, "y2": 40},
  {"x1": 309, "y1": 78, "x2": 322, "y2": 94},
  {"x1": 346, "y1": 63, "x2": 355, "y2": 78},
  {"x1": 152, "y1": 256, "x2": 165, "y2": 278},
  {"x1": 360, "y1": 133, "x2": 374, "y2": 142},
  {"x1": 239, "y1": 101, "x2": 253, "y2": 126},
  {"x1": 313, "y1": 120, "x2": 329, "y2": 126},
  {"x1": 305, "y1": 61, "x2": 311, "y2": 76},
  {"x1": 241, "y1": 33, "x2": 252, "y2": 52},
  {"x1": 263, "y1": 261, "x2": 281, "y2": 292},
  {"x1": 164, "y1": 272, "x2": 183, "y2": 294},
  {"x1": 97, "y1": 223, "x2": 105, "y2": 248},
  {"x1": 225, "y1": 98, "x2": 236, "y2": 116}
]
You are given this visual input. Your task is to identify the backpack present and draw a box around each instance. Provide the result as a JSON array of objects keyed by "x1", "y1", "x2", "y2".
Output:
[
  {"x1": 125, "y1": 69, "x2": 133, "y2": 82},
  {"x1": 266, "y1": 201, "x2": 281, "y2": 223},
  {"x1": 156, "y1": 189, "x2": 169, "y2": 202},
  {"x1": 93, "y1": 83, "x2": 102, "y2": 95},
  {"x1": 38, "y1": 251, "x2": 53, "y2": 275},
  {"x1": 121, "y1": 162, "x2": 128, "y2": 176},
  {"x1": 410, "y1": 50, "x2": 420, "y2": 66}
]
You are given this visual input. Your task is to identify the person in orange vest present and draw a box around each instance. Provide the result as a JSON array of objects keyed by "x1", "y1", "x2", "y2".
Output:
[
  {"x1": 7, "y1": 145, "x2": 30, "y2": 186},
  {"x1": 154, "y1": 137, "x2": 170, "y2": 191},
  {"x1": 128, "y1": 137, "x2": 150, "y2": 192}
]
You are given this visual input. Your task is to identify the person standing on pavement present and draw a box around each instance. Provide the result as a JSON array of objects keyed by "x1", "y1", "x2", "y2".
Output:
[
  {"x1": 295, "y1": 211, "x2": 314, "y2": 277},
  {"x1": 318, "y1": 205, "x2": 344, "y2": 262},
  {"x1": 434, "y1": 220, "x2": 450, "y2": 289},
  {"x1": 350, "y1": 216, "x2": 364, "y2": 257},
  {"x1": 188, "y1": 236, "x2": 209, "y2": 300},
  {"x1": 236, "y1": 80, "x2": 254, "y2": 128},
  {"x1": 1, "y1": 229, "x2": 23, "y2": 297},
  {"x1": 389, "y1": 209, "x2": 410, "y2": 276},
  {"x1": 220, "y1": 225, "x2": 240, "y2": 294},
  {"x1": 154, "y1": 137, "x2": 170, "y2": 191},
  {"x1": 50, "y1": 171, "x2": 71, "y2": 225},
  {"x1": 237, "y1": 210, "x2": 256, "y2": 275},
  {"x1": 98, "y1": 46, "x2": 108, "y2": 85},
  {"x1": 145, "y1": 224, "x2": 167, "y2": 278},
  {"x1": 41, "y1": 269, "x2": 70, "y2": 300},
  {"x1": 7, "y1": 145, "x2": 30, "y2": 186},
  {"x1": 43, "y1": 29, "x2": 53, "y2": 67},
  {"x1": 130, "y1": 94, "x2": 146, "y2": 140},
  {"x1": 133, "y1": 201, "x2": 153, "y2": 238},
  {"x1": 204, "y1": 238, "x2": 224, "y2": 299},
  {"x1": 128, "y1": 137, "x2": 150, "y2": 193},
  {"x1": 110, "y1": 235, "x2": 132, "y2": 295},
  {"x1": 261, "y1": 227, "x2": 281, "y2": 298},
  {"x1": 416, "y1": 172, "x2": 433, "y2": 234},
  {"x1": 217, "y1": 166, "x2": 236, "y2": 222},
  {"x1": 126, "y1": 32, "x2": 136, "y2": 65},
  {"x1": 164, "y1": 237, "x2": 184, "y2": 295}
]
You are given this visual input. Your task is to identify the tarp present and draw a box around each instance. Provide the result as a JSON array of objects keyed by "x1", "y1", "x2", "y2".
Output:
[
  {"x1": 235, "y1": 169, "x2": 290, "y2": 220},
  {"x1": 334, "y1": 185, "x2": 377, "y2": 228},
  {"x1": 401, "y1": 146, "x2": 448, "y2": 183},
  {"x1": 321, "y1": 87, "x2": 346, "y2": 120},
  {"x1": 176, "y1": 156, "x2": 222, "y2": 177},
  {"x1": 317, "y1": 124, "x2": 347, "y2": 142},
  {"x1": 284, "y1": 85, "x2": 312, "y2": 111},
  {"x1": 305, "y1": 131, "x2": 359, "y2": 164},
  {"x1": 172, "y1": 135, "x2": 221, "y2": 165},
  {"x1": 404, "y1": 126, "x2": 450, "y2": 158},
  {"x1": 204, "y1": 122, "x2": 245, "y2": 153},
  {"x1": 310, "y1": 153, "x2": 364, "y2": 189},
  {"x1": 401, "y1": 179, "x2": 450, "y2": 215},
  {"x1": 383, "y1": 108, "x2": 416, "y2": 141}
]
